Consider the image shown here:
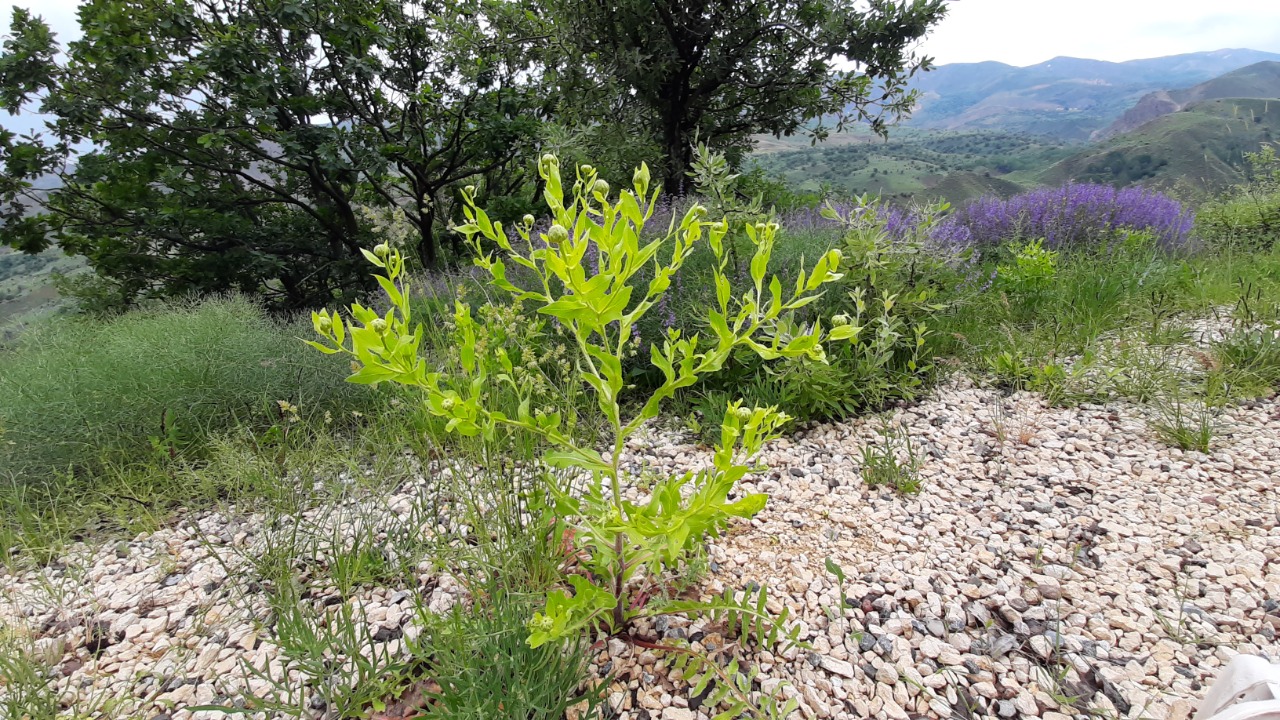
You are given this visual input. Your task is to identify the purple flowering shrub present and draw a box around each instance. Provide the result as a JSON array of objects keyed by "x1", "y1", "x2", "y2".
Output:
[{"x1": 940, "y1": 183, "x2": 1194, "y2": 251}]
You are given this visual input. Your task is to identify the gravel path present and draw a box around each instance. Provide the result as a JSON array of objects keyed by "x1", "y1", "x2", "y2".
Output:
[{"x1": 3, "y1": 379, "x2": 1278, "y2": 719}]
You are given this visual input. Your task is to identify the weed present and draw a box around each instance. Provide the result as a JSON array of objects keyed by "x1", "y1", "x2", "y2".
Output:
[
  {"x1": 408, "y1": 593, "x2": 603, "y2": 719},
  {"x1": 860, "y1": 419, "x2": 924, "y2": 494},
  {"x1": 1149, "y1": 393, "x2": 1217, "y2": 453},
  {"x1": 0, "y1": 629, "x2": 60, "y2": 720}
]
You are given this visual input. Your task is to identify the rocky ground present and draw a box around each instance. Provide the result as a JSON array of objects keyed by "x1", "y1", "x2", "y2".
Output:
[
  {"x1": 607, "y1": 377, "x2": 1279, "y2": 720},
  {"x1": 2, "y1": 342, "x2": 1278, "y2": 719}
]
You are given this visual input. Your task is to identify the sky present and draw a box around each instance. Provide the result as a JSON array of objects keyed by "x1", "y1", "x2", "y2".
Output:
[
  {"x1": 4, "y1": 0, "x2": 1280, "y2": 69},
  {"x1": 922, "y1": 0, "x2": 1280, "y2": 66}
]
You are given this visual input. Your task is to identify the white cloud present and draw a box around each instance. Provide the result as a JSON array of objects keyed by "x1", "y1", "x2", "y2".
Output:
[{"x1": 919, "y1": 0, "x2": 1280, "y2": 66}]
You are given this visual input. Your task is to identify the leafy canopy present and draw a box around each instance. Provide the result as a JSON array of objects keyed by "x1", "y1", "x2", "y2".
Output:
[
  {"x1": 548, "y1": 0, "x2": 949, "y2": 187},
  {"x1": 0, "y1": 0, "x2": 544, "y2": 308}
]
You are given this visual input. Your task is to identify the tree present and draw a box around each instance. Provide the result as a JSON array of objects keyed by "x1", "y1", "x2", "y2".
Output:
[
  {"x1": 549, "y1": 0, "x2": 948, "y2": 190},
  {"x1": 0, "y1": 0, "x2": 546, "y2": 309}
]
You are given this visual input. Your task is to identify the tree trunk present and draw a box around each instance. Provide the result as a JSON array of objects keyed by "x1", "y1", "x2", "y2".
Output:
[
  {"x1": 416, "y1": 196, "x2": 438, "y2": 268},
  {"x1": 662, "y1": 120, "x2": 693, "y2": 195}
]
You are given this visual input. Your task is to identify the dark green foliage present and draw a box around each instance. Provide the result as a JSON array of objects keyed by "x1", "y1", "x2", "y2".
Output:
[
  {"x1": 549, "y1": 0, "x2": 948, "y2": 189},
  {"x1": 1081, "y1": 151, "x2": 1170, "y2": 186},
  {"x1": 0, "y1": 0, "x2": 544, "y2": 308}
]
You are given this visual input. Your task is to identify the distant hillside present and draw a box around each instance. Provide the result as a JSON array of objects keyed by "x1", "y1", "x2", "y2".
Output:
[
  {"x1": 1100, "y1": 62, "x2": 1280, "y2": 138},
  {"x1": 750, "y1": 130, "x2": 1067, "y2": 205},
  {"x1": 906, "y1": 49, "x2": 1280, "y2": 141},
  {"x1": 0, "y1": 246, "x2": 81, "y2": 335},
  {"x1": 1038, "y1": 98, "x2": 1280, "y2": 190}
]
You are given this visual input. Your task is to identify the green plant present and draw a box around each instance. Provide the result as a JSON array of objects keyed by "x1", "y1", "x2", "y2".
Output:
[
  {"x1": 1149, "y1": 393, "x2": 1217, "y2": 453},
  {"x1": 311, "y1": 155, "x2": 842, "y2": 713},
  {"x1": 1215, "y1": 327, "x2": 1280, "y2": 397},
  {"x1": 690, "y1": 379, "x2": 789, "y2": 445},
  {"x1": 728, "y1": 195, "x2": 946, "y2": 422},
  {"x1": 997, "y1": 238, "x2": 1059, "y2": 294},
  {"x1": 1213, "y1": 284, "x2": 1280, "y2": 397},
  {"x1": 985, "y1": 351, "x2": 1034, "y2": 389},
  {"x1": 0, "y1": 629, "x2": 62, "y2": 720},
  {"x1": 859, "y1": 419, "x2": 923, "y2": 494},
  {"x1": 413, "y1": 594, "x2": 604, "y2": 719},
  {"x1": 1197, "y1": 144, "x2": 1280, "y2": 250}
]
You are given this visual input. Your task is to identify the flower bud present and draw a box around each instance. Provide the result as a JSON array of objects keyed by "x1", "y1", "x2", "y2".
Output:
[
  {"x1": 523, "y1": 214, "x2": 535, "y2": 226},
  {"x1": 592, "y1": 179, "x2": 610, "y2": 197},
  {"x1": 441, "y1": 396, "x2": 456, "y2": 411},
  {"x1": 734, "y1": 406, "x2": 753, "y2": 421},
  {"x1": 541, "y1": 153, "x2": 557, "y2": 167},
  {"x1": 831, "y1": 313, "x2": 850, "y2": 327},
  {"x1": 317, "y1": 314, "x2": 333, "y2": 333},
  {"x1": 754, "y1": 221, "x2": 767, "y2": 234},
  {"x1": 690, "y1": 204, "x2": 707, "y2": 218},
  {"x1": 369, "y1": 318, "x2": 388, "y2": 334},
  {"x1": 464, "y1": 185, "x2": 476, "y2": 196},
  {"x1": 547, "y1": 223, "x2": 570, "y2": 245},
  {"x1": 373, "y1": 243, "x2": 390, "y2": 258},
  {"x1": 633, "y1": 164, "x2": 650, "y2": 191},
  {"x1": 580, "y1": 164, "x2": 594, "y2": 175}
]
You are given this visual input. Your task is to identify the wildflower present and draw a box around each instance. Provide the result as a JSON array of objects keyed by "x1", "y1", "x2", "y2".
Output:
[
  {"x1": 369, "y1": 318, "x2": 388, "y2": 334},
  {"x1": 373, "y1": 242, "x2": 390, "y2": 258},
  {"x1": 831, "y1": 313, "x2": 851, "y2": 327},
  {"x1": 316, "y1": 314, "x2": 333, "y2": 334},
  {"x1": 592, "y1": 179, "x2": 610, "y2": 198},
  {"x1": 547, "y1": 224, "x2": 570, "y2": 245},
  {"x1": 523, "y1": 214, "x2": 535, "y2": 226},
  {"x1": 734, "y1": 406, "x2": 754, "y2": 421}
]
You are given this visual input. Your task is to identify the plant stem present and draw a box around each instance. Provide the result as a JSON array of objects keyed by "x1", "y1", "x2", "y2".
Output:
[{"x1": 613, "y1": 533, "x2": 626, "y2": 630}]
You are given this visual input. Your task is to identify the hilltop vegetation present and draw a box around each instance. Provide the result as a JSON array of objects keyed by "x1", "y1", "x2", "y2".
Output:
[
  {"x1": 749, "y1": 129, "x2": 1069, "y2": 203},
  {"x1": 1101, "y1": 61, "x2": 1280, "y2": 138},
  {"x1": 747, "y1": 56, "x2": 1280, "y2": 206},
  {"x1": 0, "y1": 247, "x2": 80, "y2": 337},
  {"x1": 1041, "y1": 98, "x2": 1280, "y2": 189}
]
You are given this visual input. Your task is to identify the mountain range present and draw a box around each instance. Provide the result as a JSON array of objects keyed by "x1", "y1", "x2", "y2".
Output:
[{"x1": 905, "y1": 49, "x2": 1280, "y2": 141}]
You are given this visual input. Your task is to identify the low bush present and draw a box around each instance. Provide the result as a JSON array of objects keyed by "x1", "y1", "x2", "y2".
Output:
[
  {"x1": 691, "y1": 195, "x2": 952, "y2": 423},
  {"x1": 1197, "y1": 145, "x2": 1280, "y2": 250}
]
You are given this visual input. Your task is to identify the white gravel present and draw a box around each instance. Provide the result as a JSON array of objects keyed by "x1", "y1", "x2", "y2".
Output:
[{"x1": 3, "y1": 322, "x2": 1278, "y2": 720}]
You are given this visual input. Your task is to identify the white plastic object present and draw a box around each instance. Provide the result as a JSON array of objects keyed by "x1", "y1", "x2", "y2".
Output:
[{"x1": 1195, "y1": 656, "x2": 1280, "y2": 720}]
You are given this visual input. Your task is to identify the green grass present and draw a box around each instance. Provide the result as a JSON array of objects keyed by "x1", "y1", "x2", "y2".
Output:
[{"x1": 0, "y1": 294, "x2": 376, "y2": 481}]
